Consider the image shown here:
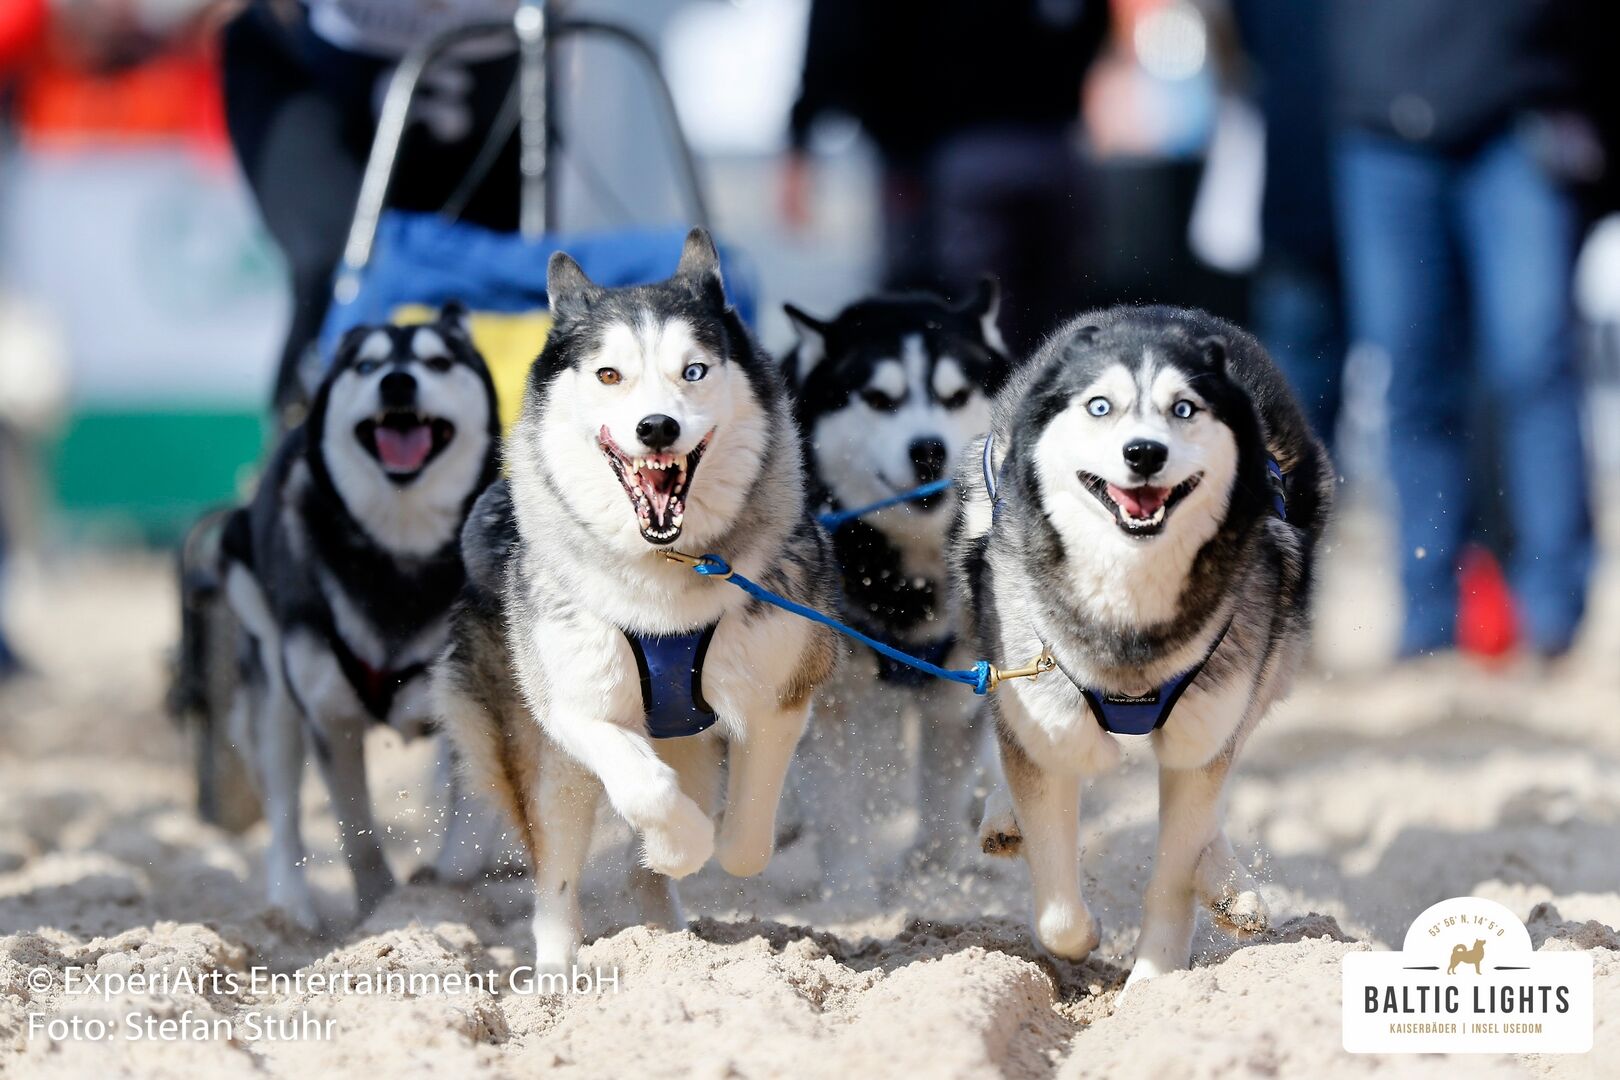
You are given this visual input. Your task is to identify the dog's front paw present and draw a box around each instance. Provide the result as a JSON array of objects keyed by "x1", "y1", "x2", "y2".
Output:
[
  {"x1": 268, "y1": 878, "x2": 322, "y2": 933},
  {"x1": 977, "y1": 804, "x2": 1022, "y2": 857},
  {"x1": 1209, "y1": 887, "x2": 1269, "y2": 934},
  {"x1": 1036, "y1": 899, "x2": 1100, "y2": 960},
  {"x1": 640, "y1": 795, "x2": 715, "y2": 879}
]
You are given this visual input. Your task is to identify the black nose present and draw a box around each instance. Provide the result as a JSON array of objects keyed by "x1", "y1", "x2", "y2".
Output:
[
  {"x1": 379, "y1": 370, "x2": 417, "y2": 409},
  {"x1": 1122, "y1": 439, "x2": 1168, "y2": 478},
  {"x1": 636, "y1": 414, "x2": 681, "y2": 451},
  {"x1": 909, "y1": 437, "x2": 949, "y2": 484}
]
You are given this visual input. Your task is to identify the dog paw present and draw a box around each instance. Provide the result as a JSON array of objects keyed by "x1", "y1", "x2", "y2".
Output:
[
  {"x1": 640, "y1": 795, "x2": 715, "y2": 879},
  {"x1": 531, "y1": 927, "x2": 580, "y2": 981},
  {"x1": 1036, "y1": 901, "x2": 1100, "y2": 960},
  {"x1": 354, "y1": 868, "x2": 397, "y2": 922},
  {"x1": 268, "y1": 880, "x2": 322, "y2": 934},
  {"x1": 1209, "y1": 888, "x2": 1269, "y2": 934},
  {"x1": 978, "y1": 807, "x2": 1022, "y2": 857}
]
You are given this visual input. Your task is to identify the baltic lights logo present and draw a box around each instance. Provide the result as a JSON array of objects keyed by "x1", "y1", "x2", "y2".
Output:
[{"x1": 1343, "y1": 897, "x2": 1592, "y2": 1053}]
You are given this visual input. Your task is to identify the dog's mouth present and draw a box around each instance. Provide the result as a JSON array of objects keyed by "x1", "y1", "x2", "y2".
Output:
[
  {"x1": 599, "y1": 426, "x2": 712, "y2": 544},
  {"x1": 1078, "y1": 471, "x2": 1202, "y2": 537},
  {"x1": 355, "y1": 411, "x2": 456, "y2": 483}
]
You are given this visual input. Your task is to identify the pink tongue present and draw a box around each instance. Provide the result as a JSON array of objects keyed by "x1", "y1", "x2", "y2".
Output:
[
  {"x1": 375, "y1": 425, "x2": 433, "y2": 472},
  {"x1": 1107, "y1": 483, "x2": 1169, "y2": 519}
]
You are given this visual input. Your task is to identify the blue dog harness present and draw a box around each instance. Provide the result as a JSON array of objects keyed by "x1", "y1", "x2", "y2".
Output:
[
  {"x1": 621, "y1": 623, "x2": 719, "y2": 739},
  {"x1": 981, "y1": 433, "x2": 1284, "y2": 736}
]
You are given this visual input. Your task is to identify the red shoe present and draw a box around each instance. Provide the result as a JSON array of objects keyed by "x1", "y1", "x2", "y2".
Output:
[{"x1": 1457, "y1": 545, "x2": 1518, "y2": 660}]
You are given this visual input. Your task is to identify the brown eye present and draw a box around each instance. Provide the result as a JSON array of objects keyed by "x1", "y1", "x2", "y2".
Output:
[{"x1": 596, "y1": 368, "x2": 621, "y2": 386}]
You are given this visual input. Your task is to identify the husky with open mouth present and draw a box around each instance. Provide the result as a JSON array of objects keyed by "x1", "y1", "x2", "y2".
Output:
[
  {"x1": 780, "y1": 284, "x2": 1014, "y2": 894},
  {"x1": 951, "y1": 306, "x2": 1331, "y2": 989},
  {"x1": 220, "y1": 304, "x2": 502, "y2": 929},
  {"x1": 436, "y1": 229, "x2": 840, "y2": 971}
]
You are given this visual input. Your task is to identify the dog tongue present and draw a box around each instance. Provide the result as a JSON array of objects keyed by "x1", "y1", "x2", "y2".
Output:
[
  {"x1": 1107, "y1": 483, "x2": 1169, "y2": 519},
  {"x1": 375, "y1": 424, "x2": 433, "y2": 473}
]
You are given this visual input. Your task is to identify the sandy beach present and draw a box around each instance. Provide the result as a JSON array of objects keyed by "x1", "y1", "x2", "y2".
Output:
[{"x1": 1, "y1": 513, "x2": 1616, "y2": 1077}]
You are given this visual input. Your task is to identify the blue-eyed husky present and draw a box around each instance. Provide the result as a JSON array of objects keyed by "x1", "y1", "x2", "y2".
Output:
[{"x1": 951, "y1": 306, "x2": 1331, "y2": 987}]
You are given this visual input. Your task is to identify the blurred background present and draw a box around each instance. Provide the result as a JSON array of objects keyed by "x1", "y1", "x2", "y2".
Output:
[
  {"x1": 2, "y1": 0, "x2": 1619, "y2": 688},
  {"x1": 0, "y1": 8, "x2": 1617, "y2": 1069}
]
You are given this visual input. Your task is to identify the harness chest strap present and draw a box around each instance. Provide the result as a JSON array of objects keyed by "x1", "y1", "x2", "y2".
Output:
[
  {"x1": 620, "y1": 622, "x2": 720, "y2": 739},
  {"x1": 329, "y1": 634, "x2": 428, "y2": 721}
]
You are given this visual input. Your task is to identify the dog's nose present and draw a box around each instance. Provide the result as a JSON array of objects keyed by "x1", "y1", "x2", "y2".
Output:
[
  {"x1": 1122, "y1": 439, "x2": 1168, "y2": 478},
  {"x1": 909, "y1": 437, "x2": 949, "y2": 484},
  {"x1": 379, "y1": 370, "x2": 417, "y2": 409},
  {"x1": 636, "y1": 414, "x2": 681, "y2": 451}
]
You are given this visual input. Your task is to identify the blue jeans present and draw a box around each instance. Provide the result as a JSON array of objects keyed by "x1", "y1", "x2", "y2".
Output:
[
  {"x1": 1253, "y1": 258, "x2": 1346, "y2": 443},
  {"x1": 1335, "y1": 128, "x2": 1593, "y2": 655}
]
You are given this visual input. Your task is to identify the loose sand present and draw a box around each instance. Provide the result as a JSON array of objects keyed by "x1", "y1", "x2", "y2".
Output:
[{"x1": 1, "y1": 514, "x2": 1615, "y2": 1077}]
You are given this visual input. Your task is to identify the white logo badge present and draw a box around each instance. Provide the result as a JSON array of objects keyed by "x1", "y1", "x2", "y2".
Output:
[{"x1": 1343, "y1": 897, "x2": 1592, "y2": 1053}]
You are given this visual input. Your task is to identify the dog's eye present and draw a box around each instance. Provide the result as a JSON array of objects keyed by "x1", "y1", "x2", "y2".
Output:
[
  {"x1": 1172, "y1": 399, "x2": 1199, "y2": 420},
  {"x1": 940, "y1": 388, "x2": 972, "y2": 410},
  {"x1": 862, "y1": 389, "x2": 901, "y2": 412},
  {"x1": 596, "y1": 368, "x2": 622, "y2": 386},
  {"x1": 356, "y1": 359, "x2": 381, "y2": 375},
  {"x1": 1086, "y1": 396, "x2": 1111, "y2": 417},
  {"x1": 424, "y1": 356, "x2": 452, "y2": 373},
  {"x1": 683, "y1": 362, "x2": 708, "y2": 382}
]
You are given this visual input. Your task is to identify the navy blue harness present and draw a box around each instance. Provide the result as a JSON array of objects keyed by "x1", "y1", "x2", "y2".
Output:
[
  {"x1": 621, "y1": 623, "x2": 719, "y2": 739},
  {"x1": 981, "y1": 433, "x2": 1287, "y2": 736}
]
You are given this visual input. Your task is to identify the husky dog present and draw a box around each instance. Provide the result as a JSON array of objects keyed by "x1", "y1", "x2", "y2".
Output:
[
  {"x1": 782, "y1": 285, "x2": 1014, "y2": 889},
  {"x1": 952, "y1": 306, "x2": 1330, "y2": 987},
  {"x1": 222, "y1": 304, "x2": 501, "y2": 928},
  {"x1": 437, "y1": 228, "x2": 840, "y2": 971}
]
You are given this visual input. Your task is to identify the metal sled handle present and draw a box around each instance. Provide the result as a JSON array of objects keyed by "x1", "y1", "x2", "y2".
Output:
[{"x1": 335, "y1": 2, "x2": 712, "y2": 302}]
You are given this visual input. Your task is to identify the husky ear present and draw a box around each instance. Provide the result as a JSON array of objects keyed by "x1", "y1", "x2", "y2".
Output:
[
  {"x1": 958, "y1": 276, "x2": 1008, "y2": 355},
  {"x1": 782, "y1": 303, "x2": 830, "y2": 386},
  {"x1": 547, "y1": 252, "x2": 602, "y2": 320},
  {"x1": 332, "y1": 324, "x2": 374, "y2": 367},
  {"x1": 1197, "y1": 334, "x2": 1228, "y2": 373},
  {"x1": 437, "y1": 299, "x2": 473, "y2": 340},
  {"x1": 673, "y1": 226, "x2": 727, "y2": 310}
]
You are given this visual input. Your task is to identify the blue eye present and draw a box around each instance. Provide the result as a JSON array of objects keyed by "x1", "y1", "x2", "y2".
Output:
[
  {"x1": 1086, "y1": 397, "x2": 1110, "y2": 417},
  {"x1": 683, "y1": 362, "x2": 708, "y2": 382},
  {"x1": 1172, "y1": 399, "x2": 1198, "y2": 419},
  {"x1": 356, "y1": 359, "x2": 381, "y2": 375}
]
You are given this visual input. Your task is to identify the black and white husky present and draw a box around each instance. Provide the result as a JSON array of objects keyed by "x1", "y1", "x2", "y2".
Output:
[
  {"x1": 436, "y1": 229, "x2": 840, "y2": 971},
  {"x1": 222, "y1": 304, "x2": 501, "y2": 929},
  {"x1": 782, "y1": 285, "x2": 1013, "y2": 889},
  {"x1": 951, "y1": 306, "x2": 1331, "y2": 988}
]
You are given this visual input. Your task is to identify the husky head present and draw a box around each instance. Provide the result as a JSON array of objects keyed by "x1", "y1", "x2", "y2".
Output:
[
  {"x1": 515, "y1": 227, "x2": 779, "y2": 550},
  {"x1": 1013, "y1": 309, "x2": 1272, "y2": 556},
  {"x1": 784, "y1": 282, "x2": 1012, "y2": 531},
  {"x1": 310, "y1": 303, "x2": 499, "y2": 555}
]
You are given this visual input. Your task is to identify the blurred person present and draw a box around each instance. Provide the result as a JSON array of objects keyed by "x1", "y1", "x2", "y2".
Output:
[
  {"x1": 220, "y1": 0, "x2": 521, "y2": 422},
  {"x1": 1230, "y1": 0, "x2": 1345, "y2": 444},
  {"x1": 782, "y1": 0, "x2": 1108, "y2": 354},
  {"x1": 1331, "y1": 0, "x2": 1602, "y2": 660}
]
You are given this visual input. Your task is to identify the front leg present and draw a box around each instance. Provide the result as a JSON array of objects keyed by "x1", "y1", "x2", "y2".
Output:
[
  {"x1": 1126, "y1": 756, "x2": 1234, "y2": 988},
  {"x1": 716, "y1": 698, "x2": 811, "y2": 877},
  {"x1": 1000, "y1": 727, "x2": 1099, "y2": 960},
  {"x1": 309, "y1": 713, "x2": 396, "y2": 918}
]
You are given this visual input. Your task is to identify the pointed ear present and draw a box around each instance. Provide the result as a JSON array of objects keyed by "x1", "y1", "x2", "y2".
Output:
[
  {"x1": 332, "y1": 324, "x2": 374, "y2": 367},
  {"x1": 437, "y1": 299, "x2": 473, "y2": 340},
  {"x1": 1196, "y1": 334, "x2": 1228, "y2": 372},
  {"x1": 960, "y1": 276, "x2": 1008, "y2": 355},
  {"x1": 673, "y1": 226, "x2": 726, "y2": 310},
  {"x1": 783, "y1": 303, "x2": 829, "y2": 386},
  {"x1": 547, "y1": 252, "x2": 602, "y2": 320}
]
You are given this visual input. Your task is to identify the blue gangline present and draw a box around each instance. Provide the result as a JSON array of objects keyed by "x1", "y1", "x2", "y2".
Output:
[
  {"x1": 816, "y1": 478, "x2": 955, "y2": 531},
  {"x1": 684, "y1": 553, "x2": 994, "y2": 694}
]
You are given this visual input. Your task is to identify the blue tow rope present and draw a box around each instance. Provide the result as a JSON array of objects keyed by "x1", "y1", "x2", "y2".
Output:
[
  {"x1": 816, "y1": 478, "x2": 954, "y2": 531},
  {"x1": 663, "y1": 551, "x2": 1051, "y2": 695}
]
